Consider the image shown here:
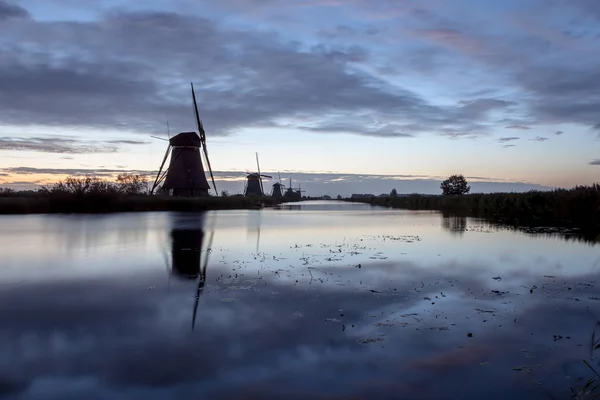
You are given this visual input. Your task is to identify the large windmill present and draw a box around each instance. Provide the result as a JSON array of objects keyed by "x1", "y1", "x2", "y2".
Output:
[
  {"x1": 244, "y1": 152, "x2": 272, "y2": 197},
  {"x1": 271, "y1": 172, "x2": 285, "y2": 198},
  {"x1": 150, "y1": 83, "x2": 218, "y2": 197}
]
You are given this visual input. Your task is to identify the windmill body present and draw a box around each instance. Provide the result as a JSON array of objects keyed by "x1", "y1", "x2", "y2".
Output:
[
  {"x1": 161, "y1": 132, "x2": 210, "y2": 197},
  {"x1": 245, "y1": 173, "x2": 265, "y2": 196},
  {"x1": 243, "y1": 152, "x2": 272, "y2": 197},
  {"x1": 271, "y1": 182, "x2": 283, "y2": 198}
]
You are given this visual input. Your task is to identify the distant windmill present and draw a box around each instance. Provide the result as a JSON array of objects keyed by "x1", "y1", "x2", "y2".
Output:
[
  {"x1": 284, "y1": 177, "x2": 304, "y2": 200},
  {"x1": 244, "y1": 152, "x2": 272, "y2": 196},
  {"x1": 150, "y1": 83, "x2": 218, "y2": 197},
  {"x1": 271, "y1": 171, "x2": 285, "y2": 198}
]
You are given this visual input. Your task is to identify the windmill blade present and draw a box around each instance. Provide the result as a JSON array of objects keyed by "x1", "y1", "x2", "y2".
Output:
[
  {"x1": 256, "y1": 152, "x2": 264, "y2": 196},
  {"x1": 151, "y1": 145, "x2": 171, "y2": 194},
  {"x1": 150, "y1": 135, "x2": 169, "y2": 142},
  {"x1": 191, "y1": 82, "x2": 204, "y2": 142},
  {"x1": 278, "y1": 171, "x2": 282, "y2": 184},
  {"x1": 192, "y1": 216, "x2": 216, "y2": 332},
  {"x1": 201, "y1": 134, "x2": 219, "y2": 196},
  {"x1": 190, "y1": 82, "x2": 218, "y2": 196}
]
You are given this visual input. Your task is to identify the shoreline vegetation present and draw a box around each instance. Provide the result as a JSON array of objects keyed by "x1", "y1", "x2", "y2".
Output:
[
  {"x1": 0, "y1": 175, "x2": 282, "y2": 214},
  {"x1": 347, "y1": 184, "x2": 600, "y2": 237}
]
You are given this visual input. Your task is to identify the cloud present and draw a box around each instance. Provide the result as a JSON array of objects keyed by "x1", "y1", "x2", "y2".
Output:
[
  {"x1": 105, "y1": 140, "x2": 150, "y2": 145},
  {"x1": 0, "y1": 7, "x2": 534, "y2": 140},
  {"x1": 504, "y1": 124, "x2": 530, "y2": 130},
  {"x1": 589, "y1": 160, "x2": 600, "y2": 166},
  {"x1": 502, "y1": 144, "x2": 516, "y2": 148},
  {"x1": 555, "y1": 131, "x2": 564, "y2": 135},
  {"x1": 316, "y1": 25, "x2": 382, "y2": 39},
  {"x1": 498, "y1": 137, "x2": 519, "y2": 142},
  {"x1": 0, "y1": 0, "x2": 29, "y2": 20},
  {"x1": 529, "y1": 136, "x2": 549, "y2": 142},
  {"x1": 0, "y1": 137, "x2": 148, "y2": 154},
  {"x1": 2, "y1": 166, "x2": 151, "y2": 177},
  {"x1": 0, "y1": 0, "x2": 597, "y2": 151}
]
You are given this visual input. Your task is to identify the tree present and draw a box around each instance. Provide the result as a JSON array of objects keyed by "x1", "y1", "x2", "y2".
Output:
[
  {"x1": 390, "y1": 188, "x2": 398, "y2": 197},
  {"x1": 440, "y1": 174, "x2": 470, "y2": 195},
  {"x1": 337, "y1": 194, "x2": 342, "y2": 200}
]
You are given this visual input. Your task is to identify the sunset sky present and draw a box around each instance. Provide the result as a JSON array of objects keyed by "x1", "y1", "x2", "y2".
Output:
[{"x1": 0, "y1": 0, "x2": 599, "y2": 195}]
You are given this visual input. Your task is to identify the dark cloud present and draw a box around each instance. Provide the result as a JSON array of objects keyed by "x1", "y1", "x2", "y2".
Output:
[
  {"x1": 504, "y1": 124, "x2": 530, "y2": 130},
  {"x1": 0, "y1": 137, "x2": 147, "y2": 154},
  {"x1": 457, "y1": 98, "x2": 516, "y2": 117},
  {"x1": 589, "y1": 160, "x2": 600, "y2": 165},
  {"x1": 0, "y1": 137, "x2": 119, "y2": 154},
  {"x1": 0, "y1": 9, "x2": 523, "y2": 139},
  {"x1": 2, "y1": 167, "x2": 152, "y2": 177},
  {"x1": 392, "y1": 1, "x2": 600, "y2": 134},
  {"x1": 299, "y1": 123, "x2": 415, "y2": 138},
  {"x1": 555, "y1": 131, "x2": 564, "y2": 135},
  {"x1": 105, "y1": 140, "x2": 150, "y2": 145},
  {"x1": 316, "y1": 25, "x2": 383, "y2": 39},
  {"x1": 498, "y1": 137, "x2": 519, "y2": 142},
  {"x1": 0, "y1": 0, "x2": 29, "y2": 20},
  {"x1": 529, "y1": 136, "x2": 549, "y2": 142}
]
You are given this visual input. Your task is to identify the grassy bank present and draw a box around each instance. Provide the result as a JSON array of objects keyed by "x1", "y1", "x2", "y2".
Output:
[
  {"x1": 0, "y1": 194, "x2": 282, "y2": 215},
  {"x1": 349, "y1": 184, "x2": 600, "y2": 231}
]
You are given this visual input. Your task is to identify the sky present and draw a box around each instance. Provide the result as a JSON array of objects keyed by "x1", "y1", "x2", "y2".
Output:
[{"x1": 0, "y1": 0, "x2": 599, "y2": 195}]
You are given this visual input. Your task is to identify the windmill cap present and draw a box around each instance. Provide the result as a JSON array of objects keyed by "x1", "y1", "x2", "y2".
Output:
[{"x1": 170, "y1": 132, "x2": 201, "y2": 147}]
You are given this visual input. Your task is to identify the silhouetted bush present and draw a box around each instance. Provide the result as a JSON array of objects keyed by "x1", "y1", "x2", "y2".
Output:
[{"x1": 349, "y1": 184, "x2": 600, "y2": 230}]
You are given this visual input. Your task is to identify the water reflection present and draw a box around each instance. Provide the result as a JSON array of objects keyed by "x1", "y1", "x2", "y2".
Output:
[
  {"x1": 1, "y1": 204, "x2": 600, "y2": 399},
  {"x1": 441, "y1": 213, "x2": 467, "y2": 235},
  {"x1": 246, "y1": 210, "x2": 262, "y2": 252},
  {"x1": 170, "y1": 214, "x2": 206, "y2": 280},
  {"x1": 168, "y1": 213, "x2": 213, "y2": 332}
]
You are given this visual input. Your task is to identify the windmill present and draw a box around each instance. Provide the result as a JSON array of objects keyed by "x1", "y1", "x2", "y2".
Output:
[
  {"x1": 244, "y1": 152, "x2": 272, "y2": 197},
  {"x1": 271, "y1": 171, "x2": 285, "y2": 198},
  {"x1": 284, "y1": 177, "x2": 305, "y2": 200},
  {"x1": 150, "y1": 83, "x2": 218, "y2": 197}
]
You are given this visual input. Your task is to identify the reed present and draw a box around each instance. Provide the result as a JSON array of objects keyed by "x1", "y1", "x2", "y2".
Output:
[{"x1": 349, "y1": 184, "x2": 600, "y2": 231}]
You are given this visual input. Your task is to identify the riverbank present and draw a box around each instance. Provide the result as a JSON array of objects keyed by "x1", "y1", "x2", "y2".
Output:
[
  {"x1": 0, "y1": 194, "x2": 283, "y2": 214},
  {"x1": 348, "y1": 184, "x2": 600, "y2": 232}
]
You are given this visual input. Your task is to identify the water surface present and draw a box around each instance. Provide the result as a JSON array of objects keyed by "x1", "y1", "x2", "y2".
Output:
[{"x1": 1, "y1": 201, "x2": 599, "y2": 399}]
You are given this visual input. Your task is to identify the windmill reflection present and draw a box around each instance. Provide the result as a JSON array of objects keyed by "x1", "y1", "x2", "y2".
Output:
[
  {"x1": 247, "y1": 211, "x2": 262, "y2": 253},
  {"x1": 441, "y1": 212, "x2": 467, "y2": 235},
  {"x1": 168, "y1": 213, "x2": 215, "y2": 331}
]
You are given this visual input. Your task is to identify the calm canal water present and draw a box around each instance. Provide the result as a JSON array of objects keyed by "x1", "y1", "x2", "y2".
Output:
[{"x1": 1, "y1": 201, "x2": 599, "y2": 399}]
